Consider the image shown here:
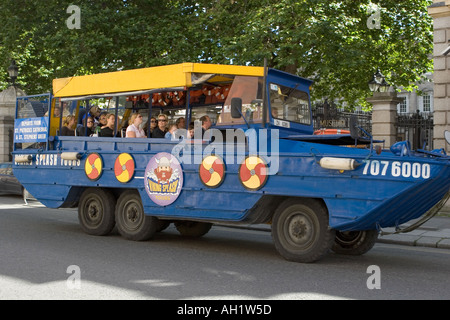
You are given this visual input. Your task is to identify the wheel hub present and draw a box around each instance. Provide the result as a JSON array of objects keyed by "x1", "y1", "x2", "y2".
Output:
[
  {"x1": 288, "y1": 214, "x2": 313, "y2": 245},
  {"x1": 88, "y1": 204, "x2": 98, "y2": 219},
  {"x1": 126, "y1": 207, "x2": 138, "y2": 222}
]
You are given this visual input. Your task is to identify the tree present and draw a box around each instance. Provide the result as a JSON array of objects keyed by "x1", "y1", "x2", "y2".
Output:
[
  {"x1": 194, "y1": 0, "x2": 434, "y2": 109},
  {"x1": 0, "y1": 0, "x2": 433, "y2": 110},
  {"x1": 0, "y1": 0, "x2": 205, "y2": 93}
]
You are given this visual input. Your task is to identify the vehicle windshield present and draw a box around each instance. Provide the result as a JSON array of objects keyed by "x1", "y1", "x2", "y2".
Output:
[{"x1": 269, "y1": 83, "x2": 311, "y2": 125}]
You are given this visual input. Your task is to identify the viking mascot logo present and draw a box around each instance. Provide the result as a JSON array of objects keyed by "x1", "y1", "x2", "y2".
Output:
[{"x1": 145, "y1": 152, "x2": 183, "y2": 206}]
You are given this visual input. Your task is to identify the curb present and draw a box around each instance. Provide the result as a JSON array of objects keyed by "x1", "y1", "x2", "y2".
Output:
[
  {"x1": 216, "y1": 223, "x2": 450, "y2": 250},
  {"x1": 377, "y1": 230, "x2": 450, "y2": 249}
]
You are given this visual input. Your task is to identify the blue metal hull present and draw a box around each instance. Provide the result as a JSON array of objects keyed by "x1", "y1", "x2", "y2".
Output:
[{"x1": 13, "y1": 136, "x2": 450, "y2": 232}]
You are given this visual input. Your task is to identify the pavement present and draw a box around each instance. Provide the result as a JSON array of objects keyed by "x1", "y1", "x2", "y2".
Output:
[
  {"x1": 220, "y1": 208, "x2": 450, "y2": 250},
  {"x1": 377, "y1": 213, "x2": 450, "y2": 249},
  {"x1": 24, "y1": 195, "x2": 450, "y2": 250}
]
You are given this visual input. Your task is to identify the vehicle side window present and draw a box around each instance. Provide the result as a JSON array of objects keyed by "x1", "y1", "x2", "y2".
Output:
[{"x1": 269, "y1": 83, "x2": 311, "y2": 125}]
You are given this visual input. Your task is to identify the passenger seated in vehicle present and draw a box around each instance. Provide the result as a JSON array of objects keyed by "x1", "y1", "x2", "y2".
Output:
[
  {"x1": 197, "y1": 115, "x2": 213, "y2": 140},
  {"x1": 165, "y1": 124, "x2": 178, "y2": 139},
  {"x1": 76, "y1": 116, "x2": 94, "y2": 136},
  {"x1": 176, "y1": 117, "x2": 186, "y2": 129},
  {"x1": 93, "y1": 112, "x2": 108, "y2": 136},
  {"x1": 52, "y1": 106, "x2": 61, "y2": 117},
  {"x1": 99, "y1": 114, "x2": 116, "y2": 137},
  {"x1": 200, "y1": 115, "x2": 212, "y2": 135},
  {"x1": 81, "y1": 105, "x2": 101, "y2": 124},
  {"x1": 60, "y1": 115, "x2": 76, "y2": 136},
  {"x1": 143, "y1": 117, "x2": 157, "y2": 137},
  {"x1": 187, "y1": 122, "x2": 195, "y2": 138},
  {"x1": 152, "y1": 114, "x2": 168, "y2": 138},
  {"x1": 126, "y1": 113, "x2": 146, "y2": 138}
]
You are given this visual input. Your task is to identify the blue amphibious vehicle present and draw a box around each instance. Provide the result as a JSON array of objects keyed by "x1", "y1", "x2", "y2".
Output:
[{"x1": 12, "y1": 63, "x2": 450, "y2": 262}]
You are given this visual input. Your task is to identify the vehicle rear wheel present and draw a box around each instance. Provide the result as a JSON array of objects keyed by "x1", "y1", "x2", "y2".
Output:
[
  {"x1": 272, "y1": 198, "x2": 335, "y2": 263},
  {"x1": 174, "y1": 221, "x2": 212, "y2": 238},
  {"x1": 78, "y1": 188, "x2": 116, "y2": 236},
  {"x1": 115, "y1": 190, "x2": 157, "y2": 241},
  {"x1": 332, "y1": 230, "x2": 379, "y2": 255}
]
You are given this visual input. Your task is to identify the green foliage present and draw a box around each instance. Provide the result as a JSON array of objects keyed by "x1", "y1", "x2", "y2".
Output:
[{"x1": 0, "y1": 0, "x2": 433, "y2": 109}]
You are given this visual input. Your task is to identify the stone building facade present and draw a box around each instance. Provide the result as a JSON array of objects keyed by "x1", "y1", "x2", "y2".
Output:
[
  {"x1": 0, "y1": 86, "x2": 25, "y2": 162},
  {"x1": 428, "y1": 0, "x2": 450, "y2": 152}
]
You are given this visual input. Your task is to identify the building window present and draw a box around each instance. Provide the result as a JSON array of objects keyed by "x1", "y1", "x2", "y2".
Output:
[
  {"x1": 423, "y1": 95, "x2": 430, "y2": 112},
  {"x1": 398, "y1": 97, "x2": 408, "y2": 113},
  {"x1": 422, "y1": 94, "x2": 431, "y2": 112}
]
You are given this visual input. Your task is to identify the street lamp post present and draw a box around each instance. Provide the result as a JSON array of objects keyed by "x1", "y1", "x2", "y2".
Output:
[
  {"x1": 7, "y1": 60, "x2": 19, "y2": 87},
  {"x1": 1, "y1": 60, "x2": 24, "y2": 162},
  {"x1": 369, "y1": 69, "x2": 390, "y2": 93}
]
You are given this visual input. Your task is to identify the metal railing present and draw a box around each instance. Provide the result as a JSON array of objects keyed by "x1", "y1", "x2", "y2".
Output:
[
  {"x1": 396, "y1": 111, "x2": 434, "y2": 150},
  {"x1": 312, "y1": 102, "x2": 372, "y2": 134}
]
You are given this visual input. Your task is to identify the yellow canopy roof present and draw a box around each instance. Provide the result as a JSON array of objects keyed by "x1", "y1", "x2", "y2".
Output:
[{"x1": 53, "y1": 63, "x2": 264, "y2": 99}]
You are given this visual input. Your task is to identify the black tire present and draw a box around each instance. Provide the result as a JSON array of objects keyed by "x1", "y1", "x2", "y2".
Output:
[
  {"x1": 115, "y1": 190, "x2": 157, "y2": 241},
  {"x1": 332, "y1": 230, "x2": 379, "y2": 255},
  {"x1": 78, "y1": 188, "x2": 116, "y2": 236},
  {"x1": 272, "y1": 198, "x2": 335, "y2": 263},
  {"x1": 174, "y1": 221, "x2": 212, "y2": 238}
]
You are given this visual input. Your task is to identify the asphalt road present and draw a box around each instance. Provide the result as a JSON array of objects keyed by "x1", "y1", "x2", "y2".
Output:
[{"x1": 1, "y1": 195, "x2": 450, "y2": 300}]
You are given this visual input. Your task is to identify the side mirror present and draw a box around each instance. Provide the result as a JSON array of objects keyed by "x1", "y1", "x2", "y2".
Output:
[
  {"x1": 231, "y1": 98, "x2": 242, "y2": 119},
  {"x1": 349, "y1": 115, "x2": 359, "y2": 140}
]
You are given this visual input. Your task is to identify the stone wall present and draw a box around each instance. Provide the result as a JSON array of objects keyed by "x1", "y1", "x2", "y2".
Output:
[
  {"x1": 428, "y1": 0, "x2": 450, "y2": 152},
  {"x1": 429, "y1": 0, "x2": 450, "y2": 211},
  {"x1": 0, "y1": 86, "x2": 25, "y2": 162}
]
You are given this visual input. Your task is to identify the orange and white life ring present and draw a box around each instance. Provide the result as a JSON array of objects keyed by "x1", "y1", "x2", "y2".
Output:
[{"x1": 314, "y1": 129, "x2": 350, "y2": 135}]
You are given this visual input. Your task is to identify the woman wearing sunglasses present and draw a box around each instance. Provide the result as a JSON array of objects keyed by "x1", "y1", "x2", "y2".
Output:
[{"x1": 151, "y1": 114, "x2": 169, "y2": 138}]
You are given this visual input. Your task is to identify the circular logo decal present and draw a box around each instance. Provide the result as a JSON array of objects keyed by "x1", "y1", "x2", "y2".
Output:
[
  {"x1": 239, "y1": 156, "x2": 268, "y2": 191},
  {"x1": 114, "y1": 153, "x2": 135, "y2": 183},
  {"x1": 199, "y1": 155, "x2": 225, "y2": 188},
  {"x1": 144, "y1": 152, "x2": 183, "y2": 206},
  {"x1": 85, "y1": 153, "x2": 103, "y2": 181}
]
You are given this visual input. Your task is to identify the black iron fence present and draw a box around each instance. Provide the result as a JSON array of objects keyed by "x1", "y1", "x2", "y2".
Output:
[
  {"x1": 312, "y1": 102, "x2": 372, "y2": 134},
  {"x1": 396, "y1": 111, "x2": 434, "y2": 150},
  {"x1": 312, "y1": 102, "x2": 434, "y2": 150}
]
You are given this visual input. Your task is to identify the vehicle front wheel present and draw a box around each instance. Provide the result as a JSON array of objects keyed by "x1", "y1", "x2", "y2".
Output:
[
  {"x1": 332, "y1": 230, "x2": 379, "y2": 255},
  {"x1": 272, "y1": 198, "x2": 335, "y2": 263},
  {"x1": 115, "y1": 190, "x2": 158, "y2": 241}
]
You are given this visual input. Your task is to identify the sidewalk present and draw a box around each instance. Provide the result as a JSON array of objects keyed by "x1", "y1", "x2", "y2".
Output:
[{"x1": 377, "y1": 214, "x2": 450, "y2": 249}]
